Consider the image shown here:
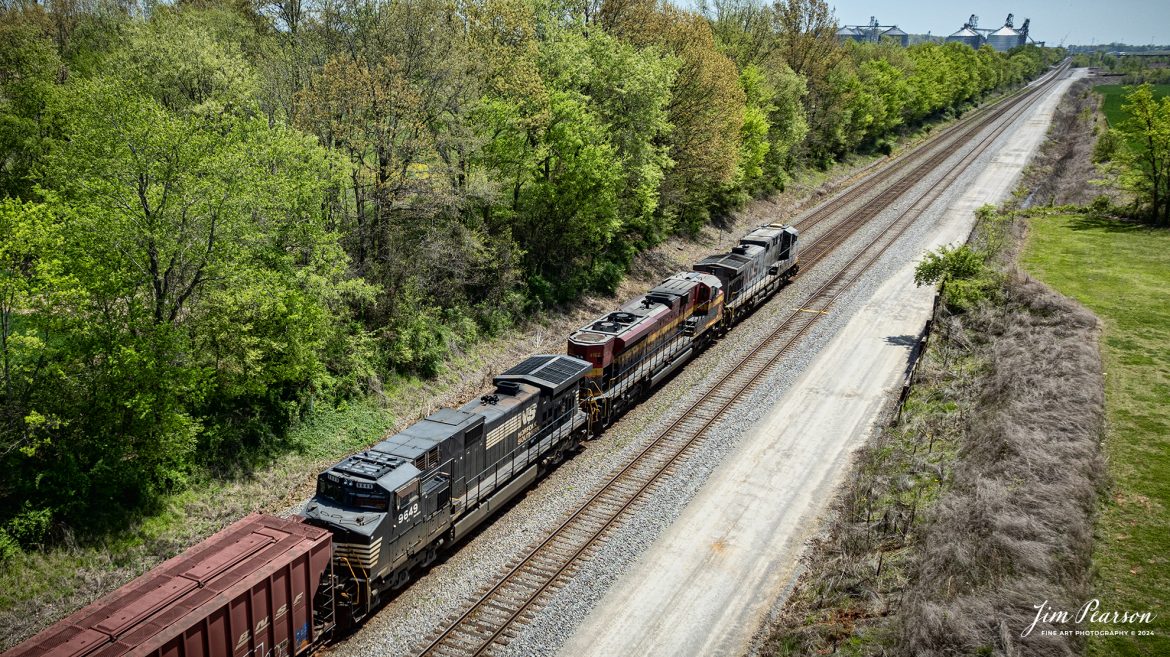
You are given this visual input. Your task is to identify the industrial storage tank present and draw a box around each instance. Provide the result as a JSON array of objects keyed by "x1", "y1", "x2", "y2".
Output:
[
  {"x1": 945, "y1": 26, "x2": 984, "y2": 49},
  {"x1": 881, "y1": 26, "x2": 909, "y2": 47},
  {"x1": 836, "y1": 26, "x2": 863, "y2": 43},
  {"x1": 988, "y1": 25, "x2": 1023, "y2": 51}
]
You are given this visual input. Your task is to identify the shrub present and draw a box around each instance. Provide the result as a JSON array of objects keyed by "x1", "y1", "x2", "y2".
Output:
[
  {"x1": 914, "y1": 245, "x2": 1002, "y2": 312},
  {"x1": 1092, "y1": 127, "x2": 1120, "y2": 163},
  {"x1": 384, "y1": 284, "x2": 451, "y2": 377},
  {"x1": 0, "y1": 528, "x2": 20, "y2": 563},
  {"x1": 6, "y1": 506, "x2": 52, "y2": 549},
  {"x1": 1089, "y1": 195, "x2": 1114, "y2": 217}
]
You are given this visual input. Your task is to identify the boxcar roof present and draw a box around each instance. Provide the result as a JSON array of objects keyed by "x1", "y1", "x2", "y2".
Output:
[{"x1": 4, "y1": 514, "x2": 328, "y2": 657}]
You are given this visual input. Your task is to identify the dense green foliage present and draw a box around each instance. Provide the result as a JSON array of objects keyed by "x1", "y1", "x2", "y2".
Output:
[
  {"x1": 914, "y1": 205, "x2": 1006, "y2": 311},
  {"x1": 0, "y1": 0, "x2": 1060, "y2": 549},
  {"x1": 1071, "y1": 51, "x2": 1170, "y2": 85},
  {"x1": 1094, "y1": 84, "x2": 1170, "y2": 225}
]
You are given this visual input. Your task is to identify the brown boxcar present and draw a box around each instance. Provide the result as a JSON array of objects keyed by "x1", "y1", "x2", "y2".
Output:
[{"x1": 2, "y1": 514, "x2": 334, "y2": 657}]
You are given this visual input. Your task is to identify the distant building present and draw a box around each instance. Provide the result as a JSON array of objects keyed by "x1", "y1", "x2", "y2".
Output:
[
  {"x1": 881, "y1": 26, "x2": 909, "y2": 47},
  {"x1": 988, "y1": 25, "x2": 1023, "y2": 51},
  {"x1": 945, "y1": 13, "x2": 986, "y2": 49},
  {"x1": 946, "y1": 14, "x2": 1033, "y2": 51},
  {"x1": 837, "y1": 17, "x2": 910, "y2": 47},
  {"x1": 836, "y1": 26, "x2": 863, "y2": 43},
  {"x1": 945, "y1": 26, "x2": 985, "y2": 48}
]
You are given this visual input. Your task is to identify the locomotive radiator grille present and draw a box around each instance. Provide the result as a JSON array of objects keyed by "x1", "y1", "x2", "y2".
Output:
[{"x1": 333, "y1": 538, "x2": 381, "y2": 570}]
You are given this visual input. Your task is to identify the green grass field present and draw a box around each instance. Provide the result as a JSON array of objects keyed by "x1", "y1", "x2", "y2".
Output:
[
  {"x1": 1022, "y1": 214, "x2": 1170, "y2": 657},
  {"x1": 1095, "y1": 84, "x2": 1170, "y2": 127}
]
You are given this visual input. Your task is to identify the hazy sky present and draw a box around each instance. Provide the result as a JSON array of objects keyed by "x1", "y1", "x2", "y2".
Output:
[{"x1": 825, "y1": 0, "x2": 1170, "y2": 46}]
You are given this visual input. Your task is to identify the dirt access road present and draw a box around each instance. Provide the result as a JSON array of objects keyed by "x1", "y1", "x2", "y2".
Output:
[{"x1": 557, "y1": 68, "x2": 1086, "y2": 657}]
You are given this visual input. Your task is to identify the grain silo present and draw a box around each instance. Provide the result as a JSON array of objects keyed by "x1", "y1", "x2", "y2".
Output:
[
  {"x1": 988, "y1": 14, "x2": 1026, "y2": 51},
  {"x1": 946, "y1": 14, "x2": 986, "y2": 49},
  {"x1": 881, "y1": 26, "x2": 909, "y2": 47},
  {"x1": 836, "y1": 26, "x2": 863, "y2": 43}
]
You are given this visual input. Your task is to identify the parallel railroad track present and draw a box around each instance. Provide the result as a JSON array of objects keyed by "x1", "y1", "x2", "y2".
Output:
[{"x1": 413, "y1": 62, "x2": 1069, "y2": 657}]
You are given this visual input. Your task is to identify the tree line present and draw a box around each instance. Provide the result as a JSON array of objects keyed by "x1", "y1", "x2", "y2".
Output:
[
  {"x1": 0, "y1": 0, "x2": 1059, "y2": 551},
  {"x1": 1071, "y1": 51, "x2": 1170, "y2": 85}
]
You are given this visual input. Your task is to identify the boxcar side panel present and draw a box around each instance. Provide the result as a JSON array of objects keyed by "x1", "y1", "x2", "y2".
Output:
[{"x1": 1, "y1": 516, "x2": 332, "y2": 657}]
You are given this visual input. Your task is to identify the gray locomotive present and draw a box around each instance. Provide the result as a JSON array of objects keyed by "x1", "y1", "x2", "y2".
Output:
[
  {"x1": 693, "y1": 222, "x2": 799, "y2": 326},
  {"x1": 569, "y1": 221, "x2": 799, "y2": 432},
  {"x1": 302, "y1": 354, "x2": 591, "y2": 626}
]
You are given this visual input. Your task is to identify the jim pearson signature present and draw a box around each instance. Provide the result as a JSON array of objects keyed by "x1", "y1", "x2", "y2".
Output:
[{"x1": 1023, "y1": 599, "x2": 1157, "y2": 638}]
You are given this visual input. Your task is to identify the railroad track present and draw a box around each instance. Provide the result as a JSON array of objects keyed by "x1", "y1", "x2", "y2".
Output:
[{"x1": 414, "y1": 63, "x2": 1069, "y2": 657}]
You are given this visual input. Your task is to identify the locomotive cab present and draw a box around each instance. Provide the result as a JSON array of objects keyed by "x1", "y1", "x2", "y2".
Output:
[
  {"x1": 568, "y1": 272, "x2": 724, "y2": 430},
  {"x1": 303, "y1": 409, "x2": 480, "y2": 621},
  {"x1": 740, "y1": 222, "x2": 799, "y2": 273}
]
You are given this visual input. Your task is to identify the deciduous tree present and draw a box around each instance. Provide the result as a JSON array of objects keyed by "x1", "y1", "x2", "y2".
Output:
[{"x1": 1118, "y1": 84, "x2": 1170, "y2": 225}]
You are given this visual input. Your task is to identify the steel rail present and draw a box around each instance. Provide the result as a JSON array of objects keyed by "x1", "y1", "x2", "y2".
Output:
[{"x1": 790, "y1": 62, "x2": 1067, "y2": 238}]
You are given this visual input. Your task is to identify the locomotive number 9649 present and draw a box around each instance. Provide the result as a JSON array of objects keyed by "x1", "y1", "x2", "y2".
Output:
[{"x1": 397, "y1": 502, "x2": 419, "y2": 525}]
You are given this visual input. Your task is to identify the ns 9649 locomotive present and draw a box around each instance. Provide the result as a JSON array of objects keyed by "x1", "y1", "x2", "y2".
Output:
[{"x1": 301, "y1": 354, "x2": 592, "y2": 627}]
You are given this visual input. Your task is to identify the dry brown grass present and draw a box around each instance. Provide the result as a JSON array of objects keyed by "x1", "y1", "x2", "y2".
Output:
[
  {"x1": 760, "y1": 77, "x2": 1113, "y2": 657},
  {"x1": 900, "y1": 275, "x2": 1106, "y2": 657},
  {"x1": 760, "y1": 221, "x2": 1107, "y2": 657},
  {"x1": 1023, "y1": 79, "x2": 1113, "y2": 208}
]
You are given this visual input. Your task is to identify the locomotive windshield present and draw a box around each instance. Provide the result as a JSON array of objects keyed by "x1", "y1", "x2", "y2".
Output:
[{"x1": 316, "y1": 475, "x2": 390, "y2": 511}]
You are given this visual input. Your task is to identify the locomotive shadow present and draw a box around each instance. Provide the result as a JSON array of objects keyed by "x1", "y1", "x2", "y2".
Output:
[{"x1": 885, "y1": 334, "x2": 919, "y2": 347}]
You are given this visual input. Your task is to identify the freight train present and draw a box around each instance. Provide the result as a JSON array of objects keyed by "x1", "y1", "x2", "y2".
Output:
[
  {"x1": 3, "y1": 223, "x2": 798, "y2": 657},
  {"x1": 301, "y1": 354, "x2": 592, "y2": 627}
]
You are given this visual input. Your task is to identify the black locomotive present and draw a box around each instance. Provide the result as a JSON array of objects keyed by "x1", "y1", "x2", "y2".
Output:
[{"x1": 302, "y1": 354, "x2": 591, "y2": 626}]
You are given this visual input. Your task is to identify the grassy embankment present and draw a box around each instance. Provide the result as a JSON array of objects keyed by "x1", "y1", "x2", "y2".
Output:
[
  {"x1": 762, "y1": 206, "x2": 1108, "y2": 656},
  {"x1": 1022, "y1": 214, "x2": 1170, "y2": 657}
]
